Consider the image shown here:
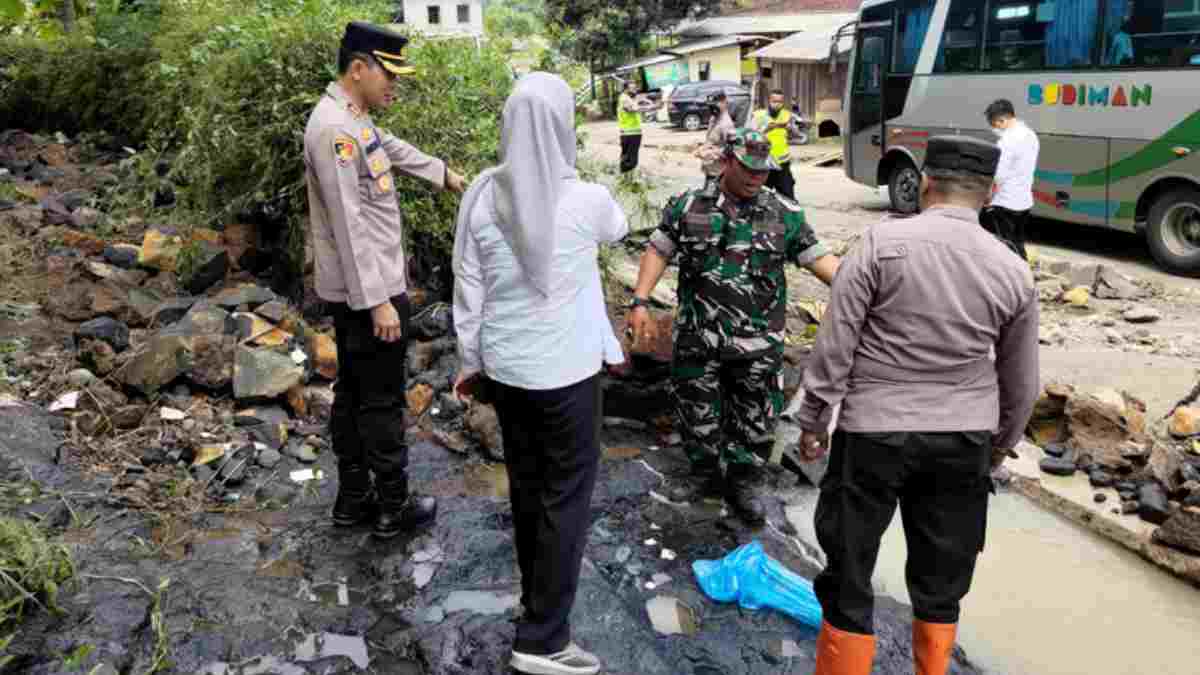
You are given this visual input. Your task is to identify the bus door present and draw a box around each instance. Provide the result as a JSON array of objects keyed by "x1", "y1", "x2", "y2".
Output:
[{"x1": 847, "y1": 20, "x2": 892, "y2": 186}]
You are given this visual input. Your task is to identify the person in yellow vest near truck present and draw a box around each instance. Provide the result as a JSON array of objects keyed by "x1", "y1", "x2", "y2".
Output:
[
  {"x1": 751, "y1": 89, "x2": 795, "y2": 199},
  {"x1": 618, "y1": 79, "x2": 646, "y2": 173}
]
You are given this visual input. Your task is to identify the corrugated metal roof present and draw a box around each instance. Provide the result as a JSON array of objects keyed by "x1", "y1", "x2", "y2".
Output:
[
  {"x1": 610, "y1": 54, "x2": 680, "y2": 73},
  {"x1": 675, "y1": 11, "x2": 855, "y2": 38},
  {"x1": 661, "y1": 34, "x2": 771, "y2": 56},
  {"x1": 750, "y1": 23, "x2": 854, "y2": 62}
]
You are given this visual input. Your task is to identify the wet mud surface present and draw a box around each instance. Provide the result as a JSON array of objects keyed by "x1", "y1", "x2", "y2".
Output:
[{"x1": 1, "y1": 406, "x2": 979, "y2": 674}]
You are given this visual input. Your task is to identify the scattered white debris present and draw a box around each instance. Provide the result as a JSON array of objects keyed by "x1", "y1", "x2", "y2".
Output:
[
  {"x1": 650, "y1": 523, "x2": 662, "y2": 531},
  {"x1": 644, "y1": 538, "x2": 658, "y2": 546},
  {"x1": 636, "y1": 459, "x2": 667, "y2": 483},
  {"x1": 49, "y1": 391, "x2": 79, "y2": 412},
  {"x1": 782, "y1": 639, "x2": 805, "y2": 657},
  {"x1": 290, "y1": 348, "x2": 308, "y2": 365},
  {"x1": 290, "y1": 468, "x2": 325, "y2": 483},
  {"x1": 336, "y1": 578, "x2": 350, "y2": 606},
  {"x1": 254, "y1": 442, "x2": 269, "y2": 451},
  {"x1": 648, "y1": 445, "x2": 660, "y2": 451},
  {"x1": 661, "y1": 549, "x2": 677, "y2": 561},
  {"x1": 160, "y1": 407, "x2": 187, "y2": 421},
  {"x1": 431, "y1": 408, "x2": 440, "y2": 416}
]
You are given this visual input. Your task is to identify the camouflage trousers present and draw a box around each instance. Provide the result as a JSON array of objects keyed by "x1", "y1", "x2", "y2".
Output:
[{"x1": 671, "y1": 340, "x2": 785, "y2": 470}]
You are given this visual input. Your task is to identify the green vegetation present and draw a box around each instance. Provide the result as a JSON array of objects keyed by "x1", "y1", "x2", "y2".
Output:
[
  {"x1": 0, "y1": 516, "x2": 74, "y2": 628},
  {"x1": 0, "y1": 0, "x2": 515, "y2": 293}
]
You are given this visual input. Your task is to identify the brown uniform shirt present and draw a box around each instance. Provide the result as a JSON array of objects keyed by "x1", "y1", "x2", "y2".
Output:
[
  {"x1": 304, "y1": 82, "x2": 446, "y2": 310},
  {"x1": 797, "y1": 205, "x2": 1039, "y2": 450}
]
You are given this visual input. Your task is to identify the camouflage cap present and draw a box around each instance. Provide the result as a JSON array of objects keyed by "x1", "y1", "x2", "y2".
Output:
[{"x1": 725, "y1": 128, "x2": 780, "y2": 171}]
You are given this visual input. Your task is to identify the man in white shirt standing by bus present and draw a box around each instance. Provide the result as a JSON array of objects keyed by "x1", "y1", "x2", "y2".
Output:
[{"x1": 982, "y1": 99, "x2": 1039, "y2": 260}]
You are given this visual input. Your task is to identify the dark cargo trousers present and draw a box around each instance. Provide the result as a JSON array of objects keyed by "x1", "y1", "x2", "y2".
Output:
[
  {"x1": 672, "y1": 345, "x2": 785, "y2": 471},
  {"x1": 329, "y1": 294, "x2": 411, "y2": 481},
  {"x1": 814, "y1": 430, "x2": 993, "y2": 635},
  {"x1": 494, "y1": 374, "x2": 602, "y2": 655}
]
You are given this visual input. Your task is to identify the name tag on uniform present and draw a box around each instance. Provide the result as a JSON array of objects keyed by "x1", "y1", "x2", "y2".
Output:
[{"x1": 878, "y1": 244, "x2": 909, "y2": 260}]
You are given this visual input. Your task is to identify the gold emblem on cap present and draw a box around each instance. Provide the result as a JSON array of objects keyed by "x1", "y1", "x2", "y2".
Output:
[{"x1": 370, "y1": 157, "x2": 387, "y2": 173}]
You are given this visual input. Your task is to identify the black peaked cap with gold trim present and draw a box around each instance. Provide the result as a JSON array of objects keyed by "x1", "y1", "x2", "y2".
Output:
[{"x1": 342, "y1": 21, "x2": 415, "y2": 76}]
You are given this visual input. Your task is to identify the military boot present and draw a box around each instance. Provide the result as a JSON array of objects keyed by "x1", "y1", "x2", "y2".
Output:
[
  {"x1": 725, "y1": 464, "x2": 766, "y2": 524},
  {"x1": 331, "y1": 461, "x2": 377, "y2": 527},
  {"x1": 374, "y1": 473, "x2": 438, "y2": 539},
  {"x1": 667, "y1": 461, "x2": 723, "y2": 503}
]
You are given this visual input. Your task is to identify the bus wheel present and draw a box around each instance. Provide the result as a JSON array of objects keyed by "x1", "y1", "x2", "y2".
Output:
[
  {"x1": 1147, "y1": 187, "x2": 1200, "y2": 276},
  {"x1": 888, "y1": 160, "x2": 920, "y2": 214}
]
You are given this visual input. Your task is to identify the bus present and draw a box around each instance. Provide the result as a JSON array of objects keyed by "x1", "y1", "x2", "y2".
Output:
[{"x1": 840, "y1": 0, "x2": 1200, "y2": 275}]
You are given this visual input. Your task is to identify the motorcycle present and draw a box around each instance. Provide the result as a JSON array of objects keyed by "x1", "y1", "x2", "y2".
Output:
[{"x1": 788, "y1": 105, "x2": 812, "y2": 145}]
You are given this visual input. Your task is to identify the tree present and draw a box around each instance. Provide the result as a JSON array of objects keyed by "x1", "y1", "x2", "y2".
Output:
[
  {"x1": 0, "y1": 0, "x2": 89, "y2": 34},
  {"x1": 485, "y1": 0, "x2": 545, "y2": 39},
  {"x1": 546, "y1": 0, "x2": 723, "y2": 71}
]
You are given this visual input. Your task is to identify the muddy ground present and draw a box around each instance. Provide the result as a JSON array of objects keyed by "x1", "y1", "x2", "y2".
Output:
[{"x1": 0, "y1": 401, "x2": 979, "y2": 675}]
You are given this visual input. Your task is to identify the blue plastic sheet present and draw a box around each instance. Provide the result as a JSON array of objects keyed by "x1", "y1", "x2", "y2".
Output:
[{"x1": 692, "y1": 540, "x2": 822, "y2": 629}]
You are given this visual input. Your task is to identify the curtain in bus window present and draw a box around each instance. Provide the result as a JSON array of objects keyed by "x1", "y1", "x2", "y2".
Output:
[
  {"x1": 1103, "y1": 0, "x2": 1132, "y2": 64},
  {"x1": 1045, "y1": 0, "x2": 1101, "y2": 67},
  {"x1": 898, "y1": 1, "x2": 936, "y2": 72}
]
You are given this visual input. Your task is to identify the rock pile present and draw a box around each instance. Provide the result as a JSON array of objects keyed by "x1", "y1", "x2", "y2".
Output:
[{"x1": 1028, "y1": 382, "x2": 1200, "y2": 555}]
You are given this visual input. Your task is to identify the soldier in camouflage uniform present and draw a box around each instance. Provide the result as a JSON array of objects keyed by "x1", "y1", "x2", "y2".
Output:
[{"x1": 626, "y1": 129, "x2": 840, "y2": 523}]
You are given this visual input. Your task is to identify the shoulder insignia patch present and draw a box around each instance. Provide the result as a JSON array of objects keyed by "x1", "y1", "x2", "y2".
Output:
[
  {"x1": 333, "y1": 134, "x2": 357, "y2": 167},
  {"x1": 360, "y1": 127, "x2": 375, "y2": 144},
  {"x1": 377, "y1": 174, "x2": 393, "y2": 193}
]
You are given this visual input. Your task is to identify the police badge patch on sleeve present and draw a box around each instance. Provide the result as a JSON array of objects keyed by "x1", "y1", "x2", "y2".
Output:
[{"x1": 333, "y1": 134, "x2": 357, "y2": 167}]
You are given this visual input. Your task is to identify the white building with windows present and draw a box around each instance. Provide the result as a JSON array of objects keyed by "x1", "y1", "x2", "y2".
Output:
[{"x1": 396, "y1": 0, "x2": 486, "y2": 38}]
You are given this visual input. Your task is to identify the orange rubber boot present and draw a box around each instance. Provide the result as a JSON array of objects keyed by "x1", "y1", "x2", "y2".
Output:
[
  {"x1": 913, "y1": 619, "x2": 957, "y2": 675},
  {"x1": 814, "y1": 620, "x2": 877, "y2": 675}
]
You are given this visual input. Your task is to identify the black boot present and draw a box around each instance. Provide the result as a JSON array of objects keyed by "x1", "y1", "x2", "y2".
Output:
[
  {"x1": 374, "y1": 473, "x2": 438, "y2": 539},
  {"x1": 331, "y1": 462, "x2": 377, "y2": 527},
  {"x1": 725, "y1": 465, "x2": 766, "y2": 524},
  {"x1": 667, "y1": 462, "x2": 722, "y2": 503}
]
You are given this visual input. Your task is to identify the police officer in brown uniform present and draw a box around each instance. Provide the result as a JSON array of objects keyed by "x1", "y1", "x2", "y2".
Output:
[
  {"x1": 304, "y1": 22, "x2": 465, "y2": 539},
  {"x1": 795, "y1": 137, "x2": 1040, "y2": 674}
]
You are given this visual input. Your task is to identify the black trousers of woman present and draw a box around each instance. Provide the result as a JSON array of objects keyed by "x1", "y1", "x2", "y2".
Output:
[{"x1": 493, "y1": 373, "x2": 602, "y2": 655}]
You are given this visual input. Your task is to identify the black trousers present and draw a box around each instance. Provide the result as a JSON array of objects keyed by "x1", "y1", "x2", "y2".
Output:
[
  {"x1": 620, "y1": 134, "x2": 642, "y2": 173},
  {"x1": 766, "y1": 161, "x2": 796, "y2": 200},
  {"x1": 814, "y1": 430, "x2": 992, "y2": 635},
  {"x1": 980, "y1": 205, "x2": 1030, "y2": 260},
  {"x1": 329, "y1": 294, "x2": 411, "y2": 480},
  {"x1": 494, "y1": 374, "x2": 602, "y2": 655}
]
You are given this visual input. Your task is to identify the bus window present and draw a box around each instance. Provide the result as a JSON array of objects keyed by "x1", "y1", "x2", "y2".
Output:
[
  {"x1": 1108, "y1": 0, "x2": 1200, "y2": 67},
  {"x1": 896, "y1": 0, "x2": 936, "y2": 72},
  {"x1": 855, "y1": 35, "x2": 886, "y2": 95},
  {"x1": 934, "y1": 0, "x2": 982, "y2": 72},
  {"x1": 976, "y1": 0, "x2": 1103, "y2": 70}
]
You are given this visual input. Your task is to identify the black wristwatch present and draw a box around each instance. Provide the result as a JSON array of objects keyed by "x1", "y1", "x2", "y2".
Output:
[{"x1": 629, "y1": 296, "x2": 651, "y2": 311}]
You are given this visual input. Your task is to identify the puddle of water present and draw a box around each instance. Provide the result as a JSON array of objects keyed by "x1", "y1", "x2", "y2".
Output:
[
  {"x1": 463, "y1": 463, "x2": 510, "y2": 498},
  {"x1": 199, "y1": 656, "x2": 306, "y2": 675},
  {"x1": 604, "y1": 445, "x2": 643, "y2": 460},
  {"x1": 645, "y1": 595, "x2": 699, "y2": 636},
  {"x1": 871, "y1": 492, "x2": 1200, "y2": 675},
  {"x1": 441, "y1": 590, "x2": 520, "y2": 615},
  {"x1": 257, "y1": 559, "x2": 305, "y2": 578},
  {"x1": 293, "y1": 632, "x2": 370, "y2": 669},
  {"x1": 311, "y1": 582, "x2": 367, "y2": 607}
]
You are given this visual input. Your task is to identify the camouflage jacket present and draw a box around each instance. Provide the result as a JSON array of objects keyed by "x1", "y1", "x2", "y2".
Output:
[{"x1": 650, "y1": 185, "x2": 828, "y2": 359}]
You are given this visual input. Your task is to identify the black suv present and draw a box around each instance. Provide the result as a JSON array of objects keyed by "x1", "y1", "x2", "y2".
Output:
[{"x1": 667, "y1": 81, "x2": 750, "y2": 131}]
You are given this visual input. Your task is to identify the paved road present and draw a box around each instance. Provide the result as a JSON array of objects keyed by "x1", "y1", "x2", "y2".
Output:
[
  {"x1": 582, "y1": 121, "x2": 1200, "y2": 416},
  {"x1": 583, "y1": 121, "x2": 1198, "y2": 295}
]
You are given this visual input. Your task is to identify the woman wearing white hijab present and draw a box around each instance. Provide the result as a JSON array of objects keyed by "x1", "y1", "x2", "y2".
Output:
[{"x1": 452, "y1": 72, "x2": 627, "y2": 675}]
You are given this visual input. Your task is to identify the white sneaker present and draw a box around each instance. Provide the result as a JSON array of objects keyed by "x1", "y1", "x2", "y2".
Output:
[{"x1": 510, "y1": 642, "x2": 602, "y2": 675}]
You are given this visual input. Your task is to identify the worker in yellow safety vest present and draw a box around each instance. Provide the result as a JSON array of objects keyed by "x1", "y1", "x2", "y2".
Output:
[
  {"x1": 751, "y1": 89, "x2": 795, "y2": 199},
  {"x1": 618, "y1": 79, "x2": 644, "y2": 173}
]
